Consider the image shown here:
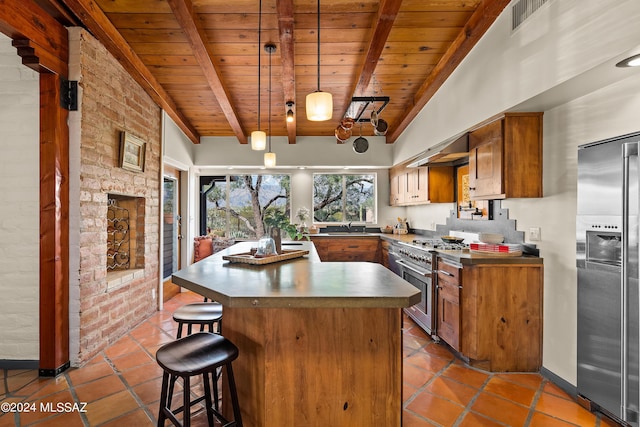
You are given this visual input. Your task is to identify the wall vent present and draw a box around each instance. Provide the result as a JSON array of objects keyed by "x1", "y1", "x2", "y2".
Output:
[{"x1": 512, "y1": 0, "x2": 550, "y2": 31}]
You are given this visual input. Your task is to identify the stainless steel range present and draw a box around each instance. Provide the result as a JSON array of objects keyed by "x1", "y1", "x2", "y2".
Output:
[{"x1": 389, "y1": 238, "x2": 467, "y2": 338}]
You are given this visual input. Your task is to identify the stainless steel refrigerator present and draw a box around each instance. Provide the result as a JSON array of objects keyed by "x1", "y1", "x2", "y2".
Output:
[{"x1": 577, "y1": 132, "x2": 640, "y2": 425}]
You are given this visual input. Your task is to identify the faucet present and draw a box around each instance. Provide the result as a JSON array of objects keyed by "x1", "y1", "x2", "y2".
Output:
[{"x1": 341, "y1": 222, "x2": 352, "y2": 233}]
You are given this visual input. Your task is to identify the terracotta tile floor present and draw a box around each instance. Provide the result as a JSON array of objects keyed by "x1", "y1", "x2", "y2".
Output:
[{"x1": 0, "y1": 291, "x2": 622, "y2": 426}]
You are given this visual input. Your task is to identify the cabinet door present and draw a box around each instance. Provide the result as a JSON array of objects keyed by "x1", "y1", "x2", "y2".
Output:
[
  {"x1": 469, "y1": 120, "x2": 503, "y2": 199},
  {"x1": 412, "y1": 168, "x2": 429, "y2": 203},
  {"x1": 427, "y1": 166, "x2": 454, "y2": 203},
  {"x1": 437, "y1": 277, "x2": 460, "y2": 351},
  {"x1": 309, "y1": 237, "x2": 329, "y2": 261},
  {"x1": 436, "y1": 260, "x2": 461, "y2": 351},
  {"x1": 389, "y1": 174, "x2": 405, "y2": 206},
  {"x1": 380, "y1": 240, "x2": 390, "y2": 268}
]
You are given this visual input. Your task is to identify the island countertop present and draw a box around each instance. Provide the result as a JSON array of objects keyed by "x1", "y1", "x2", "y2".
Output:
[{"x1": 171, "y1": 240, "x2": 421, "y2": 308}]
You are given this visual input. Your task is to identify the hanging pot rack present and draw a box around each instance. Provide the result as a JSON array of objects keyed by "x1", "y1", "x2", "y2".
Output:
[{"x1": 345, "y1": 96, "x2": 390, "y2": 123}]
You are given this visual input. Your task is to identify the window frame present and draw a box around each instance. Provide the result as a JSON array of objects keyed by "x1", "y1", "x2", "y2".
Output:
[
  {"x1": 311, "y1": 172, "x2": 378, "y2": 225},
  {"x1": 199, "y1": 173, "x2": 293, "y2": 239}
]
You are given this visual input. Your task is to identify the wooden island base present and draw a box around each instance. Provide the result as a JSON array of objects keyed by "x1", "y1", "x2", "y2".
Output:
[{"x1": 222, "y1": 306, "x2": 403, "y2": 426}]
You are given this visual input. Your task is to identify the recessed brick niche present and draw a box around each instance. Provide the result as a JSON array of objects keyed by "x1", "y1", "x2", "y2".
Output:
[{"x1": 106, "y1": 194, "x2": 145, "y2": 289}]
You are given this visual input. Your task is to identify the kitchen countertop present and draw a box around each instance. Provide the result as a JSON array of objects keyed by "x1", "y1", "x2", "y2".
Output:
[
  {"x1": 435, "y1": 249, "x2": 543, "y2": 265},
  {"x1": 310, "y1": 231, "x2": 418, "y2": 244},
  {"x1": 171, "y1": 240, "x2": 421, "y2": 308},
  {"x1": 311, "y1": 232, "x2": 542, "y2": 264}
]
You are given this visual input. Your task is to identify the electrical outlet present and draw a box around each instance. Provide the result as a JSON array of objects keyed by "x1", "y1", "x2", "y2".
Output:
[
  {"x1": 430, "y1": 222, "x2": 436, "y2": 230},
  {"x1": 529, "y1": 227, "x2": 541, "y2": 241},
  {"x1": 152, "y1": 289, "x2": 156, "y2": 300}
]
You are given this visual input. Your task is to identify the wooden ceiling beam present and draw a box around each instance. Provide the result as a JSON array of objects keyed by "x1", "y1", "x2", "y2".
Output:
[
  {"x1": 167, "y1": 0, "x2": 247, "y2": 145},
  {"x1": 0, "y1": 0, "x2": 69, "y2": 72},
  {"x1": 277, "y1": 0, "x2": 297, "y2": 144},
  {"x1": 386, "y1": 0, "x2": 511, "y2": 143},
  {"x1": 350, "y1": 0, "x2": 403, "y2": 100},
  {"x1": 59, "y1": 0, "x2": 200, "y2": 144}
]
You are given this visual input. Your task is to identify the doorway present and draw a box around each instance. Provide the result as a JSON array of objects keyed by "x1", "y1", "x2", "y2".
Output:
[{"x1": 162, "y1": 167, "x2": 182, "y2": 302}]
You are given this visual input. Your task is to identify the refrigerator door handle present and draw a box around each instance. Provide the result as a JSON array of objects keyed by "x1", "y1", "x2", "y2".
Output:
[{"x1": 622, "y1": 142, "x2": 638, "y2": 422}]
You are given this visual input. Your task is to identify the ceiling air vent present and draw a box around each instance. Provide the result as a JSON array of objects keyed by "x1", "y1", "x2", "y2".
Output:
[{"x1": 512, "y1": 0, "x2": 550, "y2": 31}]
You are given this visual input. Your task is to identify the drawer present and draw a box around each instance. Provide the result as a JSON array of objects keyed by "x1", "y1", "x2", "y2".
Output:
[
  {"x1": 437, "y1": 258, "x2": 461, "y2": 282},
  {"x1": 326, "y1": 251, "x2": 376, "y2": 262},
  {"x1": 327, "y1": 241, "x2": 377, "y2": 252}
]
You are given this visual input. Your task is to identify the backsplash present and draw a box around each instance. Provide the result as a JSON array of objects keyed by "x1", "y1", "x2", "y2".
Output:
[{"x1": 413, "y1": 201, "x2": 538, "y2": 254}]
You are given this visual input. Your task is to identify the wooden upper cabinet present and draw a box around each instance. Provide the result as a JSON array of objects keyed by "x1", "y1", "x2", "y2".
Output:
[
  {"x1": 389, "y1": 173, "x2": 405, "y2": 206},
  {"x1": 468, "y1": 112, "x2": 543, "y2": 200},
  {"x1": 389, "y1": 166, "x2": 454, "y2": 206}
]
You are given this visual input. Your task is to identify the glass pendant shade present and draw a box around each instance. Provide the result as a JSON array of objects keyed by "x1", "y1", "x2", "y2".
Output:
[
  {"x1": 264, "y1": 151, "x2": 276, "y2": 168},
  {"x1": 251, "y1": 130, "x2": 266, "y2": 150},
  {"x1": 306, "y1": 91, "x2": 333, "y2": 121}
]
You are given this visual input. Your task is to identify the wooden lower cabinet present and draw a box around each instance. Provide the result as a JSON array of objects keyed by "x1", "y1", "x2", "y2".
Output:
[
  {"x1": 380, "y1": 240, "x2": 390, "y2": 269},
  {"x1": 436, "y1": 259, "x2": 461, "y2": 351},
  {"x1": 310, "y1": 236, "x2": 381, "y2": 262},
  {"x1": 436, "y1": 256, "x2": 543, "y2": 372}
]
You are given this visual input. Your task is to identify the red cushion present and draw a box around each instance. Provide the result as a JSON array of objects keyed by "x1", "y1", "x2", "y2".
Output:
[{"x1": 193, "y1": 236, "x2": 214, "y2": 262}]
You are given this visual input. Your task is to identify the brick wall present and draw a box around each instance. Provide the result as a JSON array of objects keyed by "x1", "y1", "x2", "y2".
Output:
[
  {"x1": 0, "y1": 34, "x2": 39, "y2": 361},
  {"x1": 71, "y1": 29, "x2": 161, "y2": 364}
]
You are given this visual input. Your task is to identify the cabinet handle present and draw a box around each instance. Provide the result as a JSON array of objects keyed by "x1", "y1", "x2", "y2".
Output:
[
  {"x1": 469, "y1": 187, "x2": 476, "y2": 191},
  {"x1": 439, "y1": 270, "x2": 454, "y2": 277}
]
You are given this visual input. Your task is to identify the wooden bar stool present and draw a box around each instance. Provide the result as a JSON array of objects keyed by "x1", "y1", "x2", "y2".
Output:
[
  {"x1": 171, "y1": 301, "x2": 224, "y2": 411},
  {"x1": 172, "y1": 302, "x2": 223, "y2": 338},
  {"x1": 156, "y1": 332, "x2": 242, "y2": 427}
]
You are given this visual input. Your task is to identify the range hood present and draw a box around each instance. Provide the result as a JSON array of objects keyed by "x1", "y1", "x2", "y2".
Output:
[{"x1": 407, "y1": 132, "x2": 469, "y2": 167}]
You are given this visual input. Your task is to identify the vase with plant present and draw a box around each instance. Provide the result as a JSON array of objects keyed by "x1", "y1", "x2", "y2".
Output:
[
  {"x1": 295, "y1": 206, "x2": 310, "y2": 232},
  {"x1": 263, "y1": 210, "x2": 309, "y2": 242}
]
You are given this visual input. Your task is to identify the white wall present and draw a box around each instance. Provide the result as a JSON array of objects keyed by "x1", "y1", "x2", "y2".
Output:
[
  {"x1": 163, "y1": 111, "x2": 194, "y2": 167},
  {"x1": 196, "y1": 135, "x2": 392, "y2": 168},
  {"x1": 394, "y1": 0, "x2": 640, "y2": 385},
  {"x1": 0, "y1": 34, "x2": 39, "y2": 360}
]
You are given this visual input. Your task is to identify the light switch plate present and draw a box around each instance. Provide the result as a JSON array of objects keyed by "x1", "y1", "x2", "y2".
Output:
[{"x1": 529, "y1": 227, "x2": 541, "y2": 241}]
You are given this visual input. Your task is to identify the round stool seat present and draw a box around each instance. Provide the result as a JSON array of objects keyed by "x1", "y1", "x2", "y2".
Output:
[
  {"x1": 173, "y1": 302, "x2": 223, "y2": 338},
  {"x1": 156, "y1": 332, "x2": 243, "y2": 427},
  {"x1": 172, "y1": 302, "x2": 223, "y2": 324},
  {"x1": 157, "y1": 332, "x2": 238, "y2": 377}
]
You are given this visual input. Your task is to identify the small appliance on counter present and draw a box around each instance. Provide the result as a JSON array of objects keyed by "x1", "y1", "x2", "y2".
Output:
[{"x1": 394, "y1": 217, "x2": 409, "y2": 235}]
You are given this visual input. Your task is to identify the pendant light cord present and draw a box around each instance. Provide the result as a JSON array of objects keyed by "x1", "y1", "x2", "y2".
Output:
[
  {"x1": 316, "y1": 0, "x2": 321, "y2": 92},
  {"x1": 268, "y1": 45, "x2": 272, "y2": 152},
  {"x1": 257, "y1": 0, "x2": 262, "y2": 130}
]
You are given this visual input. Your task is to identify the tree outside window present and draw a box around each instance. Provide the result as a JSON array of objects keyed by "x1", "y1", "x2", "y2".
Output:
[
  {"x1": 313, "y1": 174, "x2": 376, "y2": 223},
  {"x1": 201, "y1": 175, "x2": 291, "y2": 239}
]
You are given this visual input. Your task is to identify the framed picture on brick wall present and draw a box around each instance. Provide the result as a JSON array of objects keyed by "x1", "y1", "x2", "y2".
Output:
[{"x1": 119, "y1": 131, "x2": 146, "y2": 172}]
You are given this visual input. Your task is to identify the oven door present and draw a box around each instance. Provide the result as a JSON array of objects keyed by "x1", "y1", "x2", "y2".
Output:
[{"x1": 397, "y1": 259, "x2": 435, "y2": 335}]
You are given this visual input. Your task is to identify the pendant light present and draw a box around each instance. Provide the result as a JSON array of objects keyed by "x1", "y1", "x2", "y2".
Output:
[
  {"x1": 306, "y1": 0, "x2": 332, "y2": 121},
  {"x1": 251, "y1": 0, "x2": 266, "y2": 150},
  {"x1": 286, "y1": 101, "x2": 295, "y2": 123},
  {"x1": 264, "y1": 43, "x2": 277, "y2": 168}
]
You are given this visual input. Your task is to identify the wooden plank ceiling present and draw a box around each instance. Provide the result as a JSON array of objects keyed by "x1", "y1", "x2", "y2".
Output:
[{"x1": 44, "y1": 0, "x2": 510, "y2": 144}]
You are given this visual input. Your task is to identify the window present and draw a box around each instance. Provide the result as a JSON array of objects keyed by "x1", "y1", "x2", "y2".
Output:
[
  {"x1": 313, "y1": 173, "x2": 376, "y2": 223},
  {"x1": 200, "y1": 175, "x2": 291, "y2": 240}
]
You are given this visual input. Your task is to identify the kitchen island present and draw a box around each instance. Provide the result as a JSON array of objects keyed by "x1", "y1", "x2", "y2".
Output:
[{"x1": 172, "y1": 240, "x2": 420, "y2": 426}]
